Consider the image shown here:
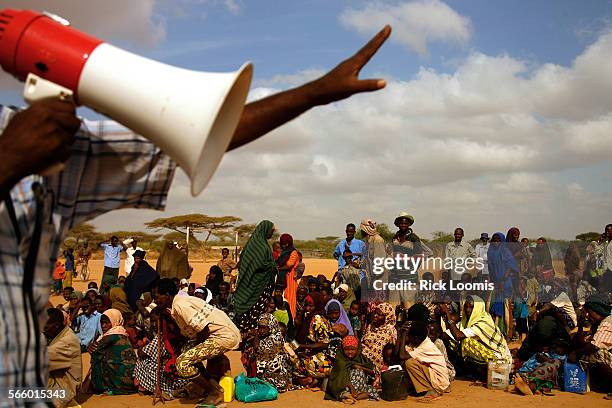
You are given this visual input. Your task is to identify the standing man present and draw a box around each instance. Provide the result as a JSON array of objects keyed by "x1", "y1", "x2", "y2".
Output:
[
  {"x1": 98, "y1": 236, "x2": 127, "y2": 294},
  {"x1": 123, "y1": 237, "x2": 143, "y2": 276},
  {"x1": 217, "y1": 247, "x2": 237, "y2": 284},
  {"x1": 389, "y1": 212, "x2": 432, "y2": 307},
  {"x1": 474, "y1": 233, "x2": 490, "y2": 276},
  {"x1": 333, "y1": 223, "x2": 366, "y2": 270},
  {"x1": 444, "y1": 228, "x2": 476, "y2": 281},
  {"x1": 0, "y1": 24, "x2": 391, "y2": 396},
  {"x1": 154, "y1": 278, "x2": 240, "y2": 404}
]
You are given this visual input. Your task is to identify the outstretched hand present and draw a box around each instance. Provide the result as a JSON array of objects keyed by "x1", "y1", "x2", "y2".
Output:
[
  {"x1": 228, "y1": 25, "x2": 392, "y2": 151},
  {"x1": 310, "y1": 25, "x2": 391, "y2": 106}
]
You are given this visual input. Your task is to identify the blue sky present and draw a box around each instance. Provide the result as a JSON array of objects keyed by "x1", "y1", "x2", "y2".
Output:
[{"x1": 1, "y1": 0, "x2": 611, "y2": 240}]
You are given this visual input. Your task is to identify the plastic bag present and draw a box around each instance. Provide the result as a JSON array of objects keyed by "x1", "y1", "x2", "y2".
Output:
[
  {"x1": 234, "y1": 373, "x2": 278, "y2": 403},
  {"x1": 563, "y1": 361, "x2": 589, "y2": 394}
]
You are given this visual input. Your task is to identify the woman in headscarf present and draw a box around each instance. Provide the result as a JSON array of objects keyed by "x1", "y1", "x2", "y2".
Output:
[
  {"x1": 360, "y1": 218, "x2": 387, "y2": 303},
  {"x1": 156, "y1": 241, "x2": 190, "y2": 280},
  {"x1": 205, "y1": 265, "x2": 224, "y2": 298},
  {"x1": 325, "y1": 299, "x2": 354, "y2": 336},
  {"x1": 233, "y1": 220, "x2": 278, "y2": 332},
  {"x1": 335, "y1": 284, "x2": 357, "y2": 313},
  {"x1": 517, "y1": 314, "x2": 571, "y2": 361},
  {"x1": 88, "y1": 309, "x2": 137, "y2": 395},
  {"x1": 276, "y1": 233, "x2": 299, "y2": 318},
  {"x1": 488, "y1": 232, "x2": 518, "y2": 337},
  {"x1": 532, "y1": 237, "x2": 553, "y2": 272},
  {"x1": 254, "y1": 313, "x2": 295, "y2": 392},
  {"x1": 564, "y1": 242, "x2": 581, "y2": 299},
  {"x1": 325, "y1": 335, "x2": 378, "y2": 403},
  {"x1": 108, "y1": 284, "x2": 131, "y2": 314},
  {"x1": 134, "y1": 308, "x2": 189, "y2": 398},
  {"x1": 442, "y1": 296, "x2": 511, "y2": 375},
  {"x1": 361, "y1": 303, "x2": 397, "y2": 369},
  {"x1": 124, "y1": 250, "x2": 159, "y2": 310},
  {"x1": 295, "y1": 293, "x2": 335, "y2": 386}
]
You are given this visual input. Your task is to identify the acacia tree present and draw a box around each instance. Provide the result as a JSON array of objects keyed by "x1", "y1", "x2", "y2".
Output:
[
  {"x1": 575, "y1": 232, "x2": 601, "y2": 242},
  {"x1": 64, "y1": 223, "x2": 104, "y2": 247},
  {"x1": 145, "y1": 214, "x2": 242, "y2": 259},
  {"x1": 106, "y1": 231, "x2": 162, "y2": 250}
]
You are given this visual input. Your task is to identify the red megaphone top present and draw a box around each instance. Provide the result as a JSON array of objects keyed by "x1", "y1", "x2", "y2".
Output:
[{"x1": 0, "y1": 9, "x2": 103, "y2": 97}]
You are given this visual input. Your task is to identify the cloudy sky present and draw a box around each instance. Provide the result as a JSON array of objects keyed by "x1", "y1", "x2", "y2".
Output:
[{"x1": 1, "y1": 0, "x2": 611, "y2": 240}]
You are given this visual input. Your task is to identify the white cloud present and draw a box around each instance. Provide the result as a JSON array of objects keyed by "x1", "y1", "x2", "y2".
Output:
[
  {"x1": 143, "y1": 29, "x2": 609, "y2": 239},
  {"x1": 253, "y1": 69, "x2": 326, "y2": 89},
  {"x1": 339, "y1": 0, "x2": 472, "y2": 57}
]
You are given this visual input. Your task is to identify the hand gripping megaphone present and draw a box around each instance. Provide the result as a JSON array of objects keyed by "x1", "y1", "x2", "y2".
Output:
[{"x1": 0, "y1": 9, "x2": 253, "y2": 196}]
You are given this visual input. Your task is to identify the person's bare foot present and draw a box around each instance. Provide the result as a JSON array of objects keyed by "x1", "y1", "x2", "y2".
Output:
[{"x1": 513, "y1": 374, "x2": 533, "y2": 396}]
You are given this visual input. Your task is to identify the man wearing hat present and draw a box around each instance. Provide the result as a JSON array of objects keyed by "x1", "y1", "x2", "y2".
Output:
[
  {"x1": 389, "y1": 213, "x2": 432, "y2": 307},
  {"x1": 475, "y1": 233, "x2": 490, "y2": 276}
]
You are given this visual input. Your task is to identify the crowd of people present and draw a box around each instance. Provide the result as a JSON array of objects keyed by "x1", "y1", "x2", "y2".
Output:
[{"x1": 43, "y1": 216, "x2": 612, "y2": 406}]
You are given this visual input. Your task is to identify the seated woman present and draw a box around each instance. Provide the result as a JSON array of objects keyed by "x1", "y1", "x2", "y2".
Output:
[
  {"x1": 133, "y1": 308, "x2": 189, "y2": 399},
  {"x1": 516, "y1": 315, "x2": 570, "y2": 362},
  {"x1": 361, "y1": 303, "x2": 397, "y2": 370},
  {"x1": 538, "y1": 291, "x2": 577, "y2": 331},
  {"x1": 441, "y1": 295, "x2": 511, "y2": 381},
  {"x1": 88, "y1": 309, "x2": 137, "y2": 395},
  {"x1": 325, "y1": 299, "x2": 354, "y2": 336},
  {"x1": 254, "y1": 313, "x2": 295, "y2": 392},
  {"x1": 398, "y1": 321, "x2": 450, "y2": 403},
  {"x1": 294, "y1": 293, "x2": 334, "y2": 387},
  {"x1": 570, "y1": 295, "x2": 612, "y2": 399},
  {"x1": 325, "y1": 335, "x2": 379, "y2": 403}
]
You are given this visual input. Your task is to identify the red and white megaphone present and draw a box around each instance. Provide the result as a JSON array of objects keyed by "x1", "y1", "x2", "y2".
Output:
[{"x1": 0, "y1": 9, "x2": 253, "y2": 196}]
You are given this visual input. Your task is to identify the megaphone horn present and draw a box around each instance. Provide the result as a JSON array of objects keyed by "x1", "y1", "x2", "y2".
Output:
[{"x1": 0, "y1": 9, "x2": 253, "y2": 196}]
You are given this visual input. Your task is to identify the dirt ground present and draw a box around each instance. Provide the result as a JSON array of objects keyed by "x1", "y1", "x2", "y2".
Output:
[{"x1": 49, "y1": 259, "x2": 607, "y2": 407}]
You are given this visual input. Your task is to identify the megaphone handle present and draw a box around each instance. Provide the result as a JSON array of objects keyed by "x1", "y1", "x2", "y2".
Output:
[
  {"x1": 21, "y1": 73, "x2": 72, "y2": 176},
  {"x1": 23, "y1": 73, "x2": 74, "y2": 104}
]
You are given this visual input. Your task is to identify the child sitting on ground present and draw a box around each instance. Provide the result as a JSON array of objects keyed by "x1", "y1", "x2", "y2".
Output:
[
  {"x1": 348, "y1": 300, "x2": 364, "y2": 339},
  {"x1": 427, "y1": 322, "x2": 455, "y2": 382},
  {"x1": 123, "y1": 311, "x2": 148, "y2": 349},
  {"x1": 324, "y1": 335, "x2": 379, "y2": 404}
]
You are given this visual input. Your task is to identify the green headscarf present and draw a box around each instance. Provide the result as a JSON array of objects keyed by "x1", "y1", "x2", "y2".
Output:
[
  {"x1": 233, "y1": 220, "x2": 277, "y2": 316},
  {"x1": 325, "y1": 337, "x2": 375, "y2": 401}
]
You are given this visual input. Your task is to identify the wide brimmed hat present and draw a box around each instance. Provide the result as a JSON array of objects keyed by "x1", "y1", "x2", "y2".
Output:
[
  {"x1": 394, "y1": 212, "x2": 414, "y2": 227},
  {"x1": 480, "y1": 233, "x2": 489, "y2": 240}
]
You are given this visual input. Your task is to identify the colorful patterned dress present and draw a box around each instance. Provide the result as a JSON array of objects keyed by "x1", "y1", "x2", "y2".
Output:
[{"x1": 91, "y1": 334, "x2": 137, "y2": 394}]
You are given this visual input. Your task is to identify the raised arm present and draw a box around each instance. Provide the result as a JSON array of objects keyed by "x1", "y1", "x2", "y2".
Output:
[{"x1": 227, "y1": 26, "x2": 391, "y2": 151}]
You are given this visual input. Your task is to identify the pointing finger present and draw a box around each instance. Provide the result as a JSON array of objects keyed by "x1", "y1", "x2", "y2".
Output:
[{"x1": 350, "y1": 25, "x2": 392, "y2": 71}]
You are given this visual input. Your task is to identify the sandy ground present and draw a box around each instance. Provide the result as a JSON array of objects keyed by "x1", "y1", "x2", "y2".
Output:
[{"x1": 49, "y1": 259, "x2": 606, "y2": 407}]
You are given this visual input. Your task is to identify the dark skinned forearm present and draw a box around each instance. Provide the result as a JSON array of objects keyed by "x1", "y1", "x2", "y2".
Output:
[{"x1": 228, "y1": 82, "x2": 320, "y2": 151}]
